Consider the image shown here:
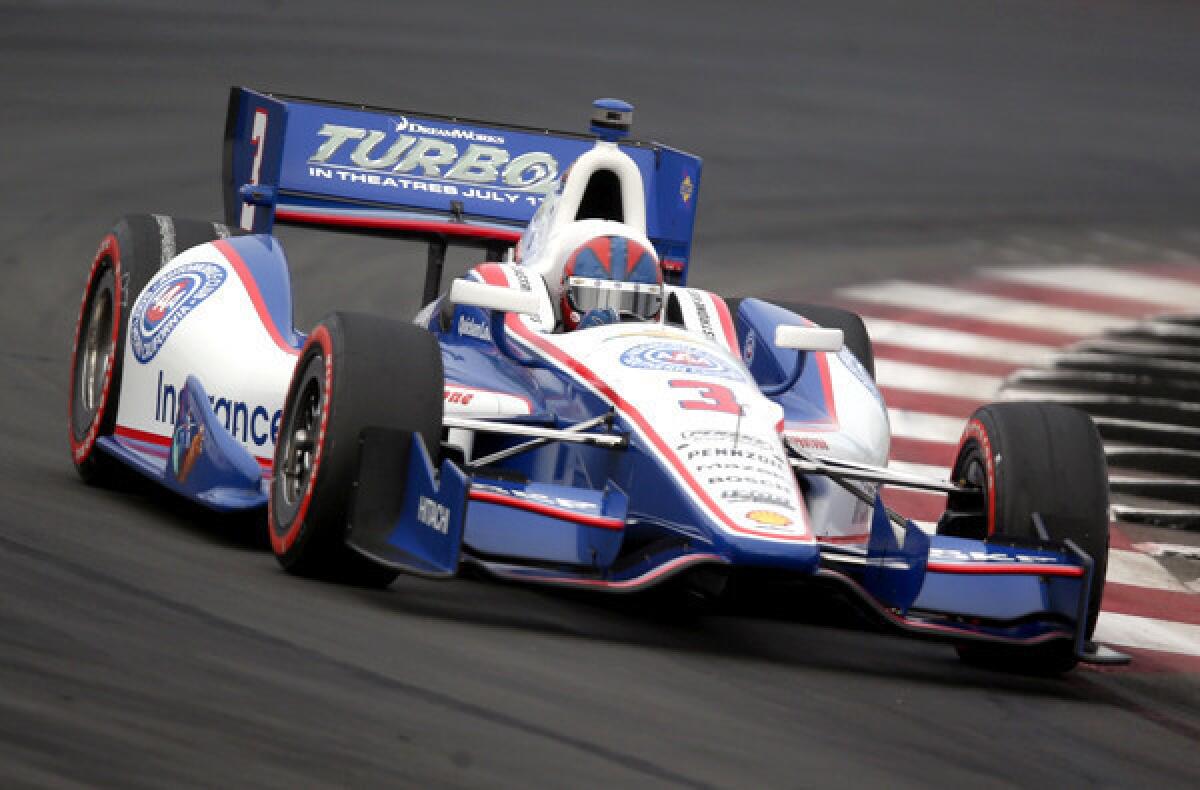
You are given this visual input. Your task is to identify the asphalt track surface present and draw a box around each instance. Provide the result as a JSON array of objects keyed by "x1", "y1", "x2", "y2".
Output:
[{"x1": 4, "y1": 0, "x2": 1200, "y2": 786}]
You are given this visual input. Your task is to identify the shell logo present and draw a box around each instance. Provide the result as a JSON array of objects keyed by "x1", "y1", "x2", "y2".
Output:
[{"x1": 746, "y1": 510, "x2": 792, "y2": 527}]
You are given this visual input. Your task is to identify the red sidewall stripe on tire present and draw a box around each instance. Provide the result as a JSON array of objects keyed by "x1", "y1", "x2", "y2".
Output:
[
  {"x1": 269, "y1": 325, "x2": 333, "y2": 555},
  {"x1": 960, "y1": 418, "x2": 997, "y2": 536},
  {"x1": 68, "y1": 234, "x2": 121, "y2": 465}
]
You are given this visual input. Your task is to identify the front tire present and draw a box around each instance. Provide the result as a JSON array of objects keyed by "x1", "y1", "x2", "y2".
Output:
[
  {"x1": 939, "y1": 402, "x2": 1110, "y2": 674},
  {"x1": 269, "y1": 312, "x2": 444, "y2": 586},
  {"x1": 68, "y1": 215, "x2": 238, "y2": 483}
]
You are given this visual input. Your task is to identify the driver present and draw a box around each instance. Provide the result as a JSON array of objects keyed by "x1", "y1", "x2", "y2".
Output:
[{"x1": 560, "y1": 234, "x2": 664, "y2": 330}]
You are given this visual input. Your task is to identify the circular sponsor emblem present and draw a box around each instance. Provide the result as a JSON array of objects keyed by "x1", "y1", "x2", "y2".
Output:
[
  {"x1": 619, "y1": 342, "x2": 740, "y2": 380},
  {"x1": 746, "y1": 509, "x2": 792, "y2": 527},
  {"x1": 131, "y1": 262, "x2": 226, "y2": 364}
]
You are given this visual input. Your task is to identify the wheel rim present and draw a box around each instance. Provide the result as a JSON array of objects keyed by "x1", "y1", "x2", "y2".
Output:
[
  {"x1": 278, "y1": 363, "x2": 324, "y2": 511},
  {"x1": 73, "y1": 270, "x2": 115, "y2": 438},
  {"x1": 949, "y1": 440, "x2": 991, "y2": 539}
]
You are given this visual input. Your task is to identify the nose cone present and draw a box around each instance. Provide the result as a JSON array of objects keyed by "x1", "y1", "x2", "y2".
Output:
[{"x1": 717, "y1": 530, "x2": 822, "y2": 574}]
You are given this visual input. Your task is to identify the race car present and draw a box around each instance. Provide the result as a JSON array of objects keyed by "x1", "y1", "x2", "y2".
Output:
[{"x1": 68, "y1": 88, "x2": 1126, "y2": 673}]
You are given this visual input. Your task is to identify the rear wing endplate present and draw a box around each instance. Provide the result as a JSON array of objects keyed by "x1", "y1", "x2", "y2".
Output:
[{"x1": 223, "y1": 87, "x2": 703, "y2": 282}]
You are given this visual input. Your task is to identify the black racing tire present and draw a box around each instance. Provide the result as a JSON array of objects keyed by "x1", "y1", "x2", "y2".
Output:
[
  {"x1": 269, "y1": 312, "x2": 444, "y2": 587},
  {"x1": 68, "y1": 214, "x2": 240, "y2": 484},
  {"x1": 726, "y1": 298, "x2": 874, "y2": 378},
  {"x1": 939, "y1": 402, "x2": 1110, "y2": 675}
]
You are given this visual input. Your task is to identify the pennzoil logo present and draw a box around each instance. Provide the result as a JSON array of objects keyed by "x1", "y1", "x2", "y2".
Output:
[
  {"x1": 746, "y1": 510, "x2": 792, "y2": 527},
  {"x1": 131, "y1": 263, "x2": 226, "y2": 364}
]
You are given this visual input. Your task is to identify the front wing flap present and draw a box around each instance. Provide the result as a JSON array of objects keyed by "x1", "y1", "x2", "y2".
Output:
[{"x1": 820, "y1": 495, "x2": 1101, "y2": 659}]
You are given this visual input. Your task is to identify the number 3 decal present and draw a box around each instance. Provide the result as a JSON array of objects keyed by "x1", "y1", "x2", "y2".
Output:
[{"x1": 669, "y1": 379, "x2": 741, "y2": 415}]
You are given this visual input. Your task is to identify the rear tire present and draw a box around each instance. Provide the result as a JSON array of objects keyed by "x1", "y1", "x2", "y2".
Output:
[
  {"x1": 939, "y1": 402, "x2": 1110, "y2": 674},
  {"x1": 68, "y1": 215, "x2": 239, "y2": 484},
  {"x1": 726, "y1": 298, "x2": 874, "y2": 377},
  {"x1": 269, "y1": 312, "x2": 444, "y2": 587}
]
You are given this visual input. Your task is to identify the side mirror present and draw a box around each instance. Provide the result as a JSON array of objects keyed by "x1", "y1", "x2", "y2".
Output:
[
  {"x1": 761, "y1": 325, "x2": 844, "y2": 396},
  {"x1": 775, "y1": 325, "x2": 844, "y2": 352},
  {"x1": 449, "y1": 278, "x2": 541, "y2": 317}
]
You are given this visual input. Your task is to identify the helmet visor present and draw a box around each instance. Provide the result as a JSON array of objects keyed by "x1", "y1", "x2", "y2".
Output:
[{"x1": 567, "y1": 276, "x2": 663, "y2": 320}]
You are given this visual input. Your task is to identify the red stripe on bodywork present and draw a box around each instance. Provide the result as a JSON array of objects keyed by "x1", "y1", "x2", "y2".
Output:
[
  {"x1": 116, "y1": 424, "x2": 272, "y2": 468},
  {"x1": 475, "y1": 263, "x2": 811, "y2": 543},
  {"x1": 508, "y1": 321, "x2": 812, "y2": 541},
  {"x1": 116, "y1": 424, "x2": 169, "y2": 447},
  {"x1": 927, "y1": 561, "x2": 1084, "y2": 577},
  {"x1": 499, "y1": 553, "x2": 727, "y2": 591},
  {"x1": 469, "y1": 489, "x2": 624, "y2": 530},
  {"x1": 709, "y1": 293, "x2": 741, "y2": 356},
  {"x1": 212, "y1": 239, "x2": 298, "y2": 357},
  {"x1": 275, "y1": 208, "x2": 522, "y2": 244}
]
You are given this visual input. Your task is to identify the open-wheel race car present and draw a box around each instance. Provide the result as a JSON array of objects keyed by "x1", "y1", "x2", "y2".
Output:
[{"x1": 68, "y1": 88, "x2": 1128, "y2": 673}]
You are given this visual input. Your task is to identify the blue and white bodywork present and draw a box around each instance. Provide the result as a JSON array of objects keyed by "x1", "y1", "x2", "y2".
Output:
[{"x1": 73, "y1": 87, "x2": 1120, "y2": 671}]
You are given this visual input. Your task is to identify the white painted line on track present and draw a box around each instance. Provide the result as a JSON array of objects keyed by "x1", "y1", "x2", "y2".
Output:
[
  {"x1": 862, "y1": 317, "x2": 1059, "y2": 365},
  {"x1": 1108, "y1": 549, "x2": 1190, "y2": 592},
  {"x1": 1132, "y1": 542, "x2": 1200, "y2": 562},
  {"x1": 981, "y1": 265, "x2": 1200, "y2": 309},
  {"x1": 1094, "y1": 612, "x2": 1200, "y2": 657},
  {"x1": 874, "y1": 359, "x2": 1003, "y2": 401},
  {"x1": 838, "y1": 281, "x2": 1131, "y2": 335},
  {"x1": 886, "y1": 410, "x2": 964, "y2": 445}
]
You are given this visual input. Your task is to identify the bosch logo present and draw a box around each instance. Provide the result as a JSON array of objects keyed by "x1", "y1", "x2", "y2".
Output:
[
  {"x1": 619, "y1": 343, "x2": 741, "y2": 381},
  {"x1": 131, "y1": 263, "x2": 226, "y2": 364}
]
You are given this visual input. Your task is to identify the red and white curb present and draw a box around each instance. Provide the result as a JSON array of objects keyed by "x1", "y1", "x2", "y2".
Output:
[{"x1": 830, "y1": 263, "x2": 1200, "y2": 672}]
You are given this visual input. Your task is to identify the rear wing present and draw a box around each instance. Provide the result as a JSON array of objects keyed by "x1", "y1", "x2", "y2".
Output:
[{"x1": 223, "y1": 87, "x2": 703, "y2": 283}]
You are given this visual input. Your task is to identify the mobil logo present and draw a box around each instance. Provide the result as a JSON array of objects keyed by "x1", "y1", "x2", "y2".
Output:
[
  {"x1": 131, "y1": 262, "x2": 226, "y2": 364},
  {"x1": 619, "y1": 342, "x2": 742, "y2": 381}
]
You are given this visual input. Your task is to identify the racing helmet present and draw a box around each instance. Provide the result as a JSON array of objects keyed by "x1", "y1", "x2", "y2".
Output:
[{"x1": 560, "y1": 234, "x2": 663, "y2": 330}]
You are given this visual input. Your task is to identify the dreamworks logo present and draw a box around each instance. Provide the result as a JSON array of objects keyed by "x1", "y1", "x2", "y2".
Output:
[{"x1": 394, "y1": 116, "x2": 505, "y2": 146}]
